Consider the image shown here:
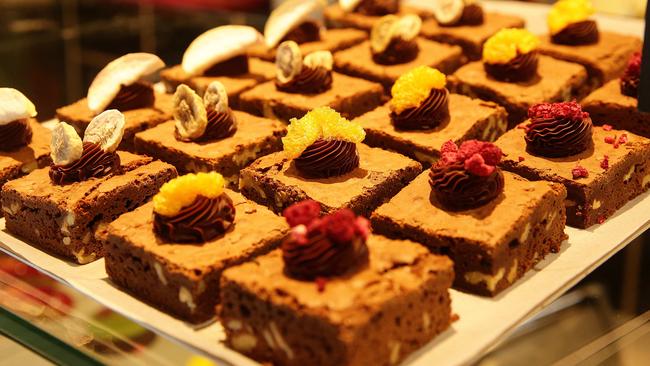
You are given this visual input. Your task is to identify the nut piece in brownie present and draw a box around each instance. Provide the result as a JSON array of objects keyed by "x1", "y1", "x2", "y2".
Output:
[
  {"x1": 103, "y1": 173, "x2": 288, "y2": 323},
  {"x1": 219, "y1": 201, "x2": 454, "y2": 366},
  {"x1": 538, "y1": 0, "x2": 641, "y2": 88},
  {"x1": 239, "y1": 42, "x2": 383, "y2": 122},
  {"x1": 496, "y1": 101, "x2": 650, "y2": 228},
  {"x1": 56, "y1": 53, "x2": 173, "y2": 152},
  {"x1": 240, "y1": 107, "x2": 422, "y2": 215},
  {"x1": 248, "y1": 0, "x2": 366, "y2": 61},
  {"x1": 160, "y1": 26, "x2": 275, "y2": 105},
  {"x1": 583, "y1": 52, "x2": 650, "y2": 138},
  {"x1": 359, "y1": 66, "x2": 508, "y2": 164},
  {"x1": 324, "y1": 0, "x2": 426, "y2": 31},
  {"x1": 134, "y1": 82, "x2": 286, "y2": 188},
  {"x1": 2, "y1": 111, "x2": 177, "y2": 264},
  {"x1": 372, "y1": 140, "x2": 567, "y2": 296},
  {"x1": 334, "y1": 14, "x2": 464, "y2": 93}
]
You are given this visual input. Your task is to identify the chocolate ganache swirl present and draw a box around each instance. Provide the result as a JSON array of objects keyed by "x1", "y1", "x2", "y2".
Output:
[
  {"x1": 276, "y1": 66, "x2": 332, "y2": 94},
  {"x1": 295, "y1": 138, "x2": 359, "y2": 178},
  {"x1": 354, "y1": 0, "x2": 399, "y2": 16},
  {"x1": 429, "y1": 162, "x2": 504, "y2": 210},
  {"x1": 49, "y1": 142, "x2": 121, "y2": 184},
  {"x1": 107, "y1": 81, "x2": 155, "y2": 111},
  {"x1": 177, "y1": 108, "x2": 237, "y2": 142},
  {"x1": 484, "y1": 51, "x2": 538, "y2": 82},
  {"x1": 281, "y1": 21, "x2": 322, "y2": 44},
  {"x1": 525, "y1": 102, "x2": 593, "y2": 158},
  {"x1": 0, "y1": 119, "x2": 33, "y2": 151},
  {"x1": 551, "y1": 20, "x2": 599, "y2": 45},
  {"x1": 391, "y1": 88, "x2": 450, "y2": 130},
  {"x1": 460, "y1": 3, "x2": 484, "y2": 25},
  {"x1": 372, "y1": 37, "x2": 419, "y2": 65},
  {"x1": 154, "y1": 194, "x2": 236, "y2": 243}
]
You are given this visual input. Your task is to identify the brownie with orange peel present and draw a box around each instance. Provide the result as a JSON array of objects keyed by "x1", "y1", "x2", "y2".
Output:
[
  {"x1": 324, "y1": 0, "x2": 425, "y2": 31},
  {"x1": 219, "y1": 200, "x2": 454, "y2": 366},
  {"x1": 449, "y1": 28, "x2": 588, "y2": 128},
  {"x1": 358, "y1": 66, "x2": 507, "y2": 165},
  {"x1": 372, "y1": 140, "x2": 567, "y2": 296},
  {"x1": 103, "y1": 172, "x2": 288, "y2": 323},
  {"x1": 239, "y1": 107, "x2": 421, "y2": 215}
]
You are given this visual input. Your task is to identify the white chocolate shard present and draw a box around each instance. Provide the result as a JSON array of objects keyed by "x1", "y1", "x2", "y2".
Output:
[
  {"x1": 0, "y1": 88, "x2": 37, "y2": 125},
  {"x1": 264, "y1": 0, "x2": 325, "y2": 48}
]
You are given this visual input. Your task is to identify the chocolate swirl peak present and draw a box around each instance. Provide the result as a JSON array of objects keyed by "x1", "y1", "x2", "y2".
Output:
[
  {"x1": 281, "y1": 21, "x2": 322, "y2": 44},
  {"x1": 49, "y1": 142, "x2": 120, "y2": 184},
  {"x1": 0, "y1": 119, "x2": 32, "y2": 151},
  {"x1": 551, "y1": 20, "x2": 599, "y2": 45},
  {"x1": 154, "y1": 194, "x2": 236, "y2": 243},
  {"x1": 353, "y1": 0, "x2": 399, "y2": 16},
  {"x1": 429, "y1": 140, "x2": 504, "y2": 210},
  {"x1": 460, "y1": 3, "x2": 484, "y2": 25},
  {"x1": 281, "y1": 200, "x2": 370, "y2": 280},
  {"x1": 106, "y1": 81, "x2": 155, "y2": 111},
  {"x1": 295, "y1": 138, "x2": 359, "y2": 178},
  {"x1": 620, "y1": 52, "x2": 641, "y2": 98},
  {"x1": 484, "y1": 51, "x2": 538, "y2": 82},
  {"x1": 177, "y1": 108, "x2": 237, "y2": 142},
  {"x1": 525, "y1": 101, "x2": 593, "y2": 158},
  {"x1": 276, "y1": 65, "x2": 332, "y2": 94},
  {"x1": 391, "y1": 87, "x2": 450, "y2": 130},
  {"x1": 372, "y1": 37, "x2": 419, "y2": 65}
]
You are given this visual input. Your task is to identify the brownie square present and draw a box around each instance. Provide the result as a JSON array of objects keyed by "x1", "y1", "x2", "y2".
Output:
[
  {"x1": 420, "y1": 12, "x2": 525, "y2": 60},
  {"x1": 449, "y1": 55, "x2": 588, "y2": 128},
  {"x1": 248, "y1": 28, "x2": 367, "y2": 61},
  {"x1": 324, "y1": 4, "x2": 426, "y2": 30},
  {"x1": 334, "y1": 39, "x2": 464, "y2": 92},
  {"x1": 359, "y1": 95, "x2": 508, "y2": 164},
  {"x1": 538, "y1": 31, "x2": 642, "y2": 88},
  {"x1": 1, "y1": 153, "x2": 177, "y2": 264},
  {"x1": 496, "y1": 126, "x2": 650, "y2": 228},
  {"x1": 0, "y1": 119, "x2": 51, "y2": 189},
  {"x1": 371, "y1": 171, "x2": 567, "y2": 296},
  {"x1": 583, "y1": 80, "x2": 650, "y2": 138},
  {"x1": 103, "y1": 193, "x2": 288, "y2": 323},
  {"x1": 238, "y1": 72, "x2": 384, "y2": 122},
  {"x1": 219, "y1": 236, "x2": 454, "y2": 366},
  {"x1": 239, "y1": 144, "x2": 422, "y2": 215},
  {"x1": 56, "y1": 93, "x2": 174, "y2": 152}
]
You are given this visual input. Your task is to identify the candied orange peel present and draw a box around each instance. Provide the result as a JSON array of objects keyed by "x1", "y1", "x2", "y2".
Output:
[
  {"x1": 548, "y1": 0, "x2": 594, "y2": 35},
  {"x1": 390, "y1": 66, "x2": 446, "y2": 115},
  {"x1": 282, "y1": 106, "x2": 365, "y2": 159},
  {"x1": 483, "y1": 28, "x2": 539, "y2": 64},
  {"x1": 153, "y1": 172, "x2": 225, "y2": 217}
]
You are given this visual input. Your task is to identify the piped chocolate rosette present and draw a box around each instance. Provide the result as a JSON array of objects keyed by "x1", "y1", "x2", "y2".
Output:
[
  {"x1": 340, "y1": 0, "x2": 399, "y2": 16},
  {"x1": 276, "y1": 41, "x2": 333, "y2": 94},
  {"x1": 370, "y1": 14, "x2": 422, "y2": 65},
  {"x1": 483, "y1": 28, "x2": 540, "y2": 82},
  {"x1": 264, "y1": 0, "x2": 326, "y2": 49},
  {"x1": 548, "y1": 0, "x2": 599, "y2": 45},
  {"x1": 620, "y1": 52, "x2": 641, "y2": 98},
  {"x1": 281, "y1": 200, "x2": 370, "y2": 280},
  {"x1": 49, "y1": 110, "x2": 124, "y2": 184},
  {"x1": 432, "y1": 0, "x2": 484, "y2": 27},
  {"x1": 429, "y1": 140, "x2": 504, "y2": 210},
  {"x1": 153, "y1": 172, "x2": 235, "y2": 243},
  {"x1": 389, "y1": 66, "x2": 450, "y2": 130},
  {"x1": 283, "y1": 106, "x2": 365, "y2": 178},
  {"x1": 87, "y1": 53, "x2": 164, "y2": 116},
  {"x1": 0, "y1": 88, "x2": 37, "y2": 151},
  {"x1": 524, "y1": 101, "x2": 593, "y2": 158},
  {"x1": 172, "y1": 81, "x2": 237, "y2": 142}
]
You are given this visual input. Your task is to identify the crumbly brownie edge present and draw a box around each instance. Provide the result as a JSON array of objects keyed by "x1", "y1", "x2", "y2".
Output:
[
  {"x1": 330, "y1": 85, "x2": 385, "y2": 120},
  {"x1": 584, "y1": 102, "x2": 650, "y2": 139}
]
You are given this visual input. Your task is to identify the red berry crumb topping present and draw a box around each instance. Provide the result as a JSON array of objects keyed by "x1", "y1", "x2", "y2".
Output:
[
  {"x1": 518, "y1": 156, "x2": 525, "y2": 162},
  {"x1": 598, "y1": 215, "x2": 607, "y2": 224},
  {"x1": 528, "y1": 100, "x2": 589, "y2": 121},
  {"x1": 620, "y1": 51, "x2": 641, "y2": 97},
  {"x1": 315, "y1": 277, "x2": 327, "y2": 292},
  {"x1": 600, "y1": 155, "x2": 609, "y2": 170},
  {"x1": 572, "y1": 165, "x2": 589, "y2": 179},
  {"x1": 618, "y1": 133, "x2": 628, "y2": 145},
  {"x1": 602, "y1": 124, "x2": 613, "y2": 131},
  {"x1": 604, "y1": 136, "x2": 615, "y2": 144},
  {"x1": 439, "y1": 140, "x2": 503, "y2": 177},
  {"x1": 283, "y1": 199, "x2": 321, "y2": 227}
]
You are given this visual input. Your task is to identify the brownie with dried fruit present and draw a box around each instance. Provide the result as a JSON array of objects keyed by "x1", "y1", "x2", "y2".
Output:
[
  {"x1": 358, "y1": 66, "x2": 508, "y2": 165},
  {"x1": 324, "y1": 0, "x2": 426, "y2": 30},
  {"x1": 239, "y1": 107, "x2": 422, "y2": 215},
  {"x1": 56, "y1": 53, "x2": 173, "y2": 152},
  {"x1": 371, "y1": 140, "x2": 567, "y2": 296},
  {"x1": 219, "y1": 201, "x2": 454, "y2": 366},
  {"x1": 496, "y1": 101, "x2": 650, "y2": 228},
  {"x1": 103, "y1": 173, "x2": 288, "y2": 323},
  {"x1": 2, "y1": 110, "x2": 177, "y2": 264}
]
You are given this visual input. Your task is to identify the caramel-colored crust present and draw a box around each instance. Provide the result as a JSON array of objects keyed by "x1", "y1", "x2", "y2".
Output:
[
  {"x1": 0, "y1": 118, "x2": 51, "y2": 188},
  {"x1": 371, "y1": 171, "x2": 567, "y2": 296},
  {"x1": 358, "y1": 94, "x2": 508, "y2": 164},
  {"x1": 324, "y1": 4, "x2": 428, "y2": 30},
  {"x1": 104, "y1": 193, "x2": 288, "y2": 323}
]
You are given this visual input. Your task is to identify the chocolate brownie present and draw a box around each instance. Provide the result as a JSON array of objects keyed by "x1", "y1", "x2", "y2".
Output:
[
  {"x1": 103, "y1": 193, "x2": 288, "y2": 323},
  {"x1": 56, "y1": 93, "x2": 174, "y2": 152},
  {"x1": 134, "y1": 111, "x2": 287, "y2": 187},
  {"x1": 420, "y1": 12, "x2": 525, "y2": 60},
  {"x1": 219, "y1": 236, "x2": 454, "y2": 366},
  {"x1": 372, "y1": 171, "x2": 567, "y2": 296},
  {"x1": 324, "y1": 4, "x2": 425, "y2": 30},
  {"x1": 359, "y1": 95, "x2": 508, "y2": 164},
  {"x1": 1, "y1": 153, "x2": 177, "y2": 264},
  {"x1": 583, "y1": 80, "x2": 650, "y2": 138},
  {"x1": 239, "y1": 144, "x2": 422, "y2": 215},
  {"x1": 0, "y1": 119, "x2": 51, "y2": 189},
  {"x1": 449, "y1": 55, "x2": 588, "y2": 127},
  {"x1": 238, "y1": 73, "x2": 384, "y2": 122},
  {"x1": 497, "y1": 125, "x2": 650, "y2": 228},
  {"x1": 334, "y1": 39, "x2": 464, "y2": 92}
]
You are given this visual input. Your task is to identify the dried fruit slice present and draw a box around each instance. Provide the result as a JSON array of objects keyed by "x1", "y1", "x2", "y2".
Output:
[
  {"x1": 203, "y1": 81, "x2": 229, "y2": 114},
  {"x1": 87, "y1": 53, "x2": 164, "y2": 115},
  {"x1": 83, "y1": 109, "x2": 125, "y2": 153},
  {"x1": 433, "y1": 0, "x2": 464, "y2": 26},
  {"x1": 182, "y1": 26, "x2": 263, "y2": 77},
  {"x1": 264, "y1": 0, "x2": 325, "y2": 48},
  {"x1": 0, "y1": 88, "x2": 37, "y2": 125},
  {"x1": 173, "y1": 84, "x2": 208, "y2": 140},
  {"x1": 153, "y1": 172, "x2": 226, "y2": 217},
  {"x1": 276, "y1": 41, "x2": 303, "y2": 83},
  {"x1": 392, "y1": 14, "x2": 421, "y2": 40},
  {"x1": 370, "y1": 15, "x2": 399, "y2": 53},
  {"x1": 340, "y1": 0, "x2": 363, "y2": 12},
  {"x1": 51, "y1": 122, "x2": 83, "y2": 166},
  {"x1": 303, "y1": 50, "x2": 333, "y2": 70}
]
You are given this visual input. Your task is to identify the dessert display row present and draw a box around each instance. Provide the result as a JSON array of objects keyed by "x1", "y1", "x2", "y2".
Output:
[{"x1": 0, "y1": 0, "x2": 646, "y2": 365}]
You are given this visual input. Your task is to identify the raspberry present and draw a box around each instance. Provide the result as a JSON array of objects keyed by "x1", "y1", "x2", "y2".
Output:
[
  {"x1": 618, "y1": 133, "x2": 628, "y2": 145},
  {"x1": 518, "y1": 156, "x2": 526, "y2": 162},
  {"x1": 315, "y1": 277, "x2": 327, "y2": 292},
  {"x1": 464, "y1": 153, "x2": 495, "y2": 177},
  {"x1": 624, "y1": 52, "x2": 641, "y2": 79},
  {"x1": 598, "y1": 215, "x2": 606, "y2": 224},
  {"x1": 602, "y1": 124, "x2": 613, "y2": 131},
  {"x1": 528, "y1": 101, "x2": 588, "y2": 121},
  {"x1": 437, "y1": 140, "x2": 502, "y2": 176},
  {"x1": 283, "y1": 200, "x2": 321, "y2": 227},
  {"x1": 571, "y1": 165, "x2": 589, "y2": 179},
  {"x1": 600, "y1": 155, "x2": 609, "y2": 170},
  {"x1": 604, "y1": 136, "x2": 615, "y2": 144},
  {"x1": 390, "y1": 66, "x2": 447, "y2": 114},
  {"x1": 153, "y1": 172, "x2": 225, "y2": 217},
  {"x1": 478, "y1": 144, "x2": 503, "y2": 165}
]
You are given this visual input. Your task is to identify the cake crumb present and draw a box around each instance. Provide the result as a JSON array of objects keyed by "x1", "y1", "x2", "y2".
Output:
[
  {"x1": 315, "y1": 277, "x2": 327, "y2": 292},
  {"x1": 518, "y1": 156, "x2": 525, "y2": 162}
]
